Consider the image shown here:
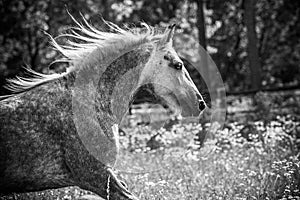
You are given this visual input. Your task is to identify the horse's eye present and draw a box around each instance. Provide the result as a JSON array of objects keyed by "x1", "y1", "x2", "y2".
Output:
[{"x1": 164, "y1": 54, "x2": 171, "y2": 61}]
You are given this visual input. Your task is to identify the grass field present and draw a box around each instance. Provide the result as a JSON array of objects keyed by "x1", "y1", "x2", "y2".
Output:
[
  {"x1": 115, "y1": 120, "x2": 300, "y2": 200},
  {"x1": 1, "y1": 93, "x2": 300, "y2": 200}
]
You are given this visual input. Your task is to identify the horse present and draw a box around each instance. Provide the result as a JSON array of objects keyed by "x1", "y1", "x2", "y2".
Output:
[{"x1": 0, "y1": 16, "x2": 207, "y2": 200}]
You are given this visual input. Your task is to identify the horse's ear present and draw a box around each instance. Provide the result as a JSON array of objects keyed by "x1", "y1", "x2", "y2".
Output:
[{"x1": 159, "y1": 24, "x2": 176, "y2": 46}]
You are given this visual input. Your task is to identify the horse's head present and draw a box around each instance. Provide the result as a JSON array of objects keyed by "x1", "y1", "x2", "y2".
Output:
[{"x1": 135, "y1": 25, "x2": 207, "y2": 117}]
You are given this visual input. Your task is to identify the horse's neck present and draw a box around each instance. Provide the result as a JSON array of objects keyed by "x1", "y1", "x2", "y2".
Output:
[
  {"x1": 69, "y1": 47, "x2": 151, "y2": 166},
  {"x1": 95, "y1": 48, "x2": 151, "y2": 124}
]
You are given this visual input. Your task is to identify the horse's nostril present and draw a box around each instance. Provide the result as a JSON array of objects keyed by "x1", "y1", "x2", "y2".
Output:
[
  {"x1": 173, "y1": 62, "x2": 183, "y2": 70},
  {"x1": 199, "y1": 100, "x2": 206, "y2": 111}
]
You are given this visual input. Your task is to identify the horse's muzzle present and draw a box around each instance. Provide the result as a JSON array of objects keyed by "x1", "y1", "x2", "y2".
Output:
[{"x1": 180, "y1": 92, "x2": 206, "y2": 117}]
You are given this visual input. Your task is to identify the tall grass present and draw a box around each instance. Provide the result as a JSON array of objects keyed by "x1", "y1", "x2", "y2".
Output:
[
  {"x1": 1, "y1": 93, "x2": 300, "y2": 200},
  {"x1": 115, "y1": 121, "x2": 300, "y2": 200}
]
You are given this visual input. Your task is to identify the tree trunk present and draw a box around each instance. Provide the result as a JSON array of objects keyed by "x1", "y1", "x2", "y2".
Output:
[
  {"x1": 196, "y1": 0, "x2": 207, "y2": 50},
  {"x1": 195, "y1": 0, "x2": 210, "y2": 148},
  {"x1": 243, "y1": 0, "x2": 262, "y2": 91},
  {"x1": 195, "y1": 0, "x2": 210, "y2": 95}
]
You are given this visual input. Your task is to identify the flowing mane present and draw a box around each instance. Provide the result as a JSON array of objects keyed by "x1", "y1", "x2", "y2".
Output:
[{"x1": 2, "y1": 16, "x2": 164, "y2": 96}]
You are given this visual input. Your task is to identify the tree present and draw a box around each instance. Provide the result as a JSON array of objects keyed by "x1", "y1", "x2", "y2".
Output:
[
  {"x1": 1, "y1": 0, "x2": 299, "y2": 94},
  {"x1": 196, "y1": 0, "x2": 207, "y2": 50},
  {"x1": 0, "y1": 0, "x2": 113, "y2": 95},
  {"x1": 243, "y1": 0, "x2": 262, "y2": 91}
]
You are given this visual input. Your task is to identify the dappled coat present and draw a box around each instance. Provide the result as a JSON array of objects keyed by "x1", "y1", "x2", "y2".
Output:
[{"x1": 0, "y1": 15, "x2": 207, "y2": 199}]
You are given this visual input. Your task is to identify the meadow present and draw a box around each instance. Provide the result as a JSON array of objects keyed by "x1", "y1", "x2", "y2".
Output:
[{"x1": 1, "y1": 92, "x2": 299, "y2": 200}]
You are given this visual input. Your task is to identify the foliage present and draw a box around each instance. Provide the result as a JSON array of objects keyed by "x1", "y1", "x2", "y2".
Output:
[
  {"x1": 2, "y1": 116, "x2": 299, "y2": 200},
  {"x1": 117, "y1": 120, "x2": 299, "y2": 199},
  {"x1": 207, "y1": 0, "x2": 300, "y2": 90},
  {"x1": 114, "y1": 108, "x2": 300, "y2": 199},
  {"x1": 0, "y1": 0, "x2": 299, "y2": 94}
]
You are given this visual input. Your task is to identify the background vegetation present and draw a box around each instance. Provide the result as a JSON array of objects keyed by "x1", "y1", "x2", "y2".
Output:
[
  {"x1": 1, "y1": 92, "x2": 299, "y2": 199},
  {"x1": 0, "y1": 0, "x2": 299, "y2": 93},
  {"x1": 0, "y1": 0, "x2": 299, "y2": 199}
]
